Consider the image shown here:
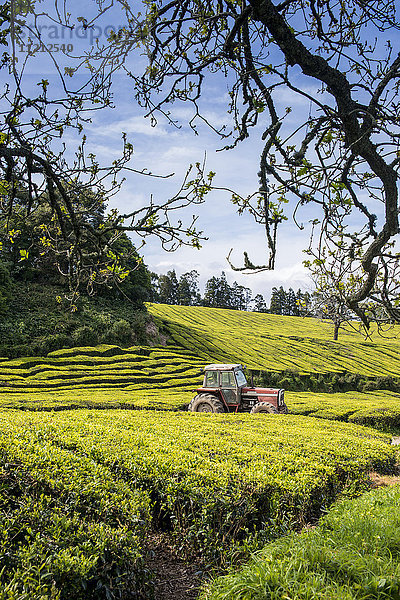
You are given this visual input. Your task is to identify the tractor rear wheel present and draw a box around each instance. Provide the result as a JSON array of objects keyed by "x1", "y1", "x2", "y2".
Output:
[
  {"x1": 250, "y1": 402, "x2": 278, "y2": 414},
  {"x1": 188, "y1": 394, "x2": 225, "y2": 413}
]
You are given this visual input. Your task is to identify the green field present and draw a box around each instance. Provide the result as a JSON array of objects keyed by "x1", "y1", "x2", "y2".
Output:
[
  {"x1": 2, "y1": 304, "x2": 400, "y2": 598},
  {"x1": 148, "y1": 303, "x2": 400, "y2": 376},
  {"x1": 0, "y1": 408, "x2": 395, "y2": 598}
]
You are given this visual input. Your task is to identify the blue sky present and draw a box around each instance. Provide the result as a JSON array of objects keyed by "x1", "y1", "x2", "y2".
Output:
[
  {"x1": 10, "y1": 1, "x2": 330, "y2": 299},
  {"x1": 85, "y1": 81, "x2": 313, "y2": 296}
]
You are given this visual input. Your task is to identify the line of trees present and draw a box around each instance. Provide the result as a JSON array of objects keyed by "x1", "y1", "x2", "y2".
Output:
[
  {"x1": 151, "y1": 270, "x2": 316, "y2": 315},
  {"x1": 151, "y1": 272, "x2": 358, "y2": 339},
  {"x1": 269, "y1": 285, "x2": 360, "y2": 340},
  {"x1": 269, "y1": 287, "x2": 312, "y2": 317},
  {"x1": 151, "y1": 270, "x2": 255, "y2": 311}
]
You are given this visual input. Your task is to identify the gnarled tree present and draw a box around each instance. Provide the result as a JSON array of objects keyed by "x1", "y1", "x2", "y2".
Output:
[
  {"x1": 90, "y1": 0, "x2": 400, "y2": 326},
  {"x1": 0, "y1": 1, "x2": 212, "y2": 305}
]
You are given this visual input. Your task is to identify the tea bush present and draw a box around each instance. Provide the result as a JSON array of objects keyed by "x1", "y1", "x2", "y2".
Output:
[
  {"x1": 254, "y1": 369, "x2": 400, "y2": 393},
  {"x1": 2, "y1": 345, "x2": 400, "y2": 427},
  {"x1": 0, "y1": 417, "x2": 152, "y2": 599},
  {"x1": 201, "y1": 484, "x2": 400, "y2": 600},
  {"x1": 2, "y1": 410, "x2": 392, "y2": 567}
]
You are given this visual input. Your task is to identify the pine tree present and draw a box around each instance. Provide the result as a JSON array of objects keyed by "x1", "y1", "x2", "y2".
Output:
[
  {"x1": 178, "y1": 270, "x2": 201, "y2": 305},
  {"x1": 158, "y1": 270, "x2": 179, "y2": 304},
  {"x1": 287, "y1": 288, "x2": 299, "y2": 316},
  {"x1": 252, "y1": 294, "x2": 268, "y2": 313},
  {"x1": 270, "y1": 286, "x2": 287, "y2": 315}
]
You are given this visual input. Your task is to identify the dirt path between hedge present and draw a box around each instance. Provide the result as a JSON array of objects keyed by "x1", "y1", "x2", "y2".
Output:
[
  {"x1": 147, "y1": 437, "x2": 400, "y2": 599},
  {"x1": 369, "y1": 436, "x2": 400, "y2": 488},
  {"x1": 146, "y1": 533, "x2": 206, "y2": 600}
]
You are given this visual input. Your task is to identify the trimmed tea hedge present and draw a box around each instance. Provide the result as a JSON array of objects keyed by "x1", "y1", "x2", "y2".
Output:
[
  {"x1": 0, "y1": 386, "x2": 194, "y2": 411},
  {"x1": 0, "y1": 413, "x2": 152, "y2": 599},
  {"x1": 148, "y1": 304, "x2": 400, "y2": 376},
  {"x1": 1, "y1": 410, "x2": 393, "y2": 567},
  {"x1": 287, "y1": 390, "x2": 400, "y2": 430},
  {"x1": 4, "y1": 387, "x2": 400, "y2": 432},
  {"x1": 0, "y1": 408, "x2": 396, "y2": 596},
  {"x1": 201, "y1": 484, "x2": 400, "y2": 600}
]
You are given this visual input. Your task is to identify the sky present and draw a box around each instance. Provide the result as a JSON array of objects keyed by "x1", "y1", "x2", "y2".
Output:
[
  {"x1": 9, "y1": 0, "x2": 331, "y2": 299},
  {"x1": 88, "y1": 86, "x2": 313, "y2": 297}
]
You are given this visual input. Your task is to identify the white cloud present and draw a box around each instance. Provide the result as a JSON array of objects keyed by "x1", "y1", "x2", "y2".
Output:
[
  {"x1": 142, "y1": 217, "x2": 312, "y2": 300},
  {"x1": 93, "y1": 115, "x2": 172, "y2": 138}
]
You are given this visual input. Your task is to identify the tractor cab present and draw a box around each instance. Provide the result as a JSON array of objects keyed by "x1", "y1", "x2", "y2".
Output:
[
  {"x1": 203, "y1": 364, "x2": 247, "y2": 406},
  {"x1": 188, "y1": 363, "x2": 288, "y2": 414}
]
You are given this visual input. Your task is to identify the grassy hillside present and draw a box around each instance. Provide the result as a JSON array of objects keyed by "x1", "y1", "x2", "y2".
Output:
[{"x1": 148, "y1": 303, "x2": 400, "y2": 376}]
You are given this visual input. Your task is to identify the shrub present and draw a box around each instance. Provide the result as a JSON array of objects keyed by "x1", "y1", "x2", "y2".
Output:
[
  {"x1": 72, "y1": 326, "x2": 99, "y2": 347},
  {"x1": 286, "y1": 389, "x2": 400, "y2": 430},
  {"x1": 0, "y1": 282, "x2": 157, "y2": 356},
  {"x1": 0, "y1": 262, "x2": 12, "y2": 314},
  {"x1": 110, "y1": 319, "x2": 134, "y2": 344},
  {"x1": 39, "y1": 333, "x2": 73, "y2": 355}
]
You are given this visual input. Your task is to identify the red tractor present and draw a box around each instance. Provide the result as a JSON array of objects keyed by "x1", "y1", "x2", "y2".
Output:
[{"x1": 188, "y1": 363, "x2": 288, "y2": 414}]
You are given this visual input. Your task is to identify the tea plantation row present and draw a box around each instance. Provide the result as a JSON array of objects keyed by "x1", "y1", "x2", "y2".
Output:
[
  {"x1": 2, "y1": 343, "x2": 400, "y2": 429},
  {"x1": 148, "y1": 304, "x2": 400, "y2": 376},
  {"x1": 0, "y1": 344, "x2": 203, "y2": 395},
  {"x1": 203, "y1": 484, "x2": 400, "y2": 600},
  {"x1": 0, "y1": 409, "x2": 395, "y2": 599}
]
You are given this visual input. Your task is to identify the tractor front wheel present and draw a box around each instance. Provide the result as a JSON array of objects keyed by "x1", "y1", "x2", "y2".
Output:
[
  {"x1": 188, "y1": 394, "x2": 225, "y2": 413},
  {"x1": 250, "y1": 402, "x2": 278, "y2": 414}
]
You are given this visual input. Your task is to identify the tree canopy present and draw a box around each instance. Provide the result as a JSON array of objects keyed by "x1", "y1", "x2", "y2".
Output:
[
  {"x1": 3, "y1": 0, "x2": 400, "y2": 324},
  {"x1": 94, "y1": 0, "x2": 399, "y2": 326},
  {"x1": 0, "y1": 1, "x2": 213, "y2": 304}
]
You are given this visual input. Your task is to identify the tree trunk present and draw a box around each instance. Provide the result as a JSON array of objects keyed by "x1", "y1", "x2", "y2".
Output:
[{"x1": 333, "y1": 322, "x2": 340, "y2": 341}]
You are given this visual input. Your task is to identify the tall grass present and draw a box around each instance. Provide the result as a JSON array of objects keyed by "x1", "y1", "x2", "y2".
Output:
[{"x1": 201, "y1": 484, "x2": 400, "y2": 599}]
